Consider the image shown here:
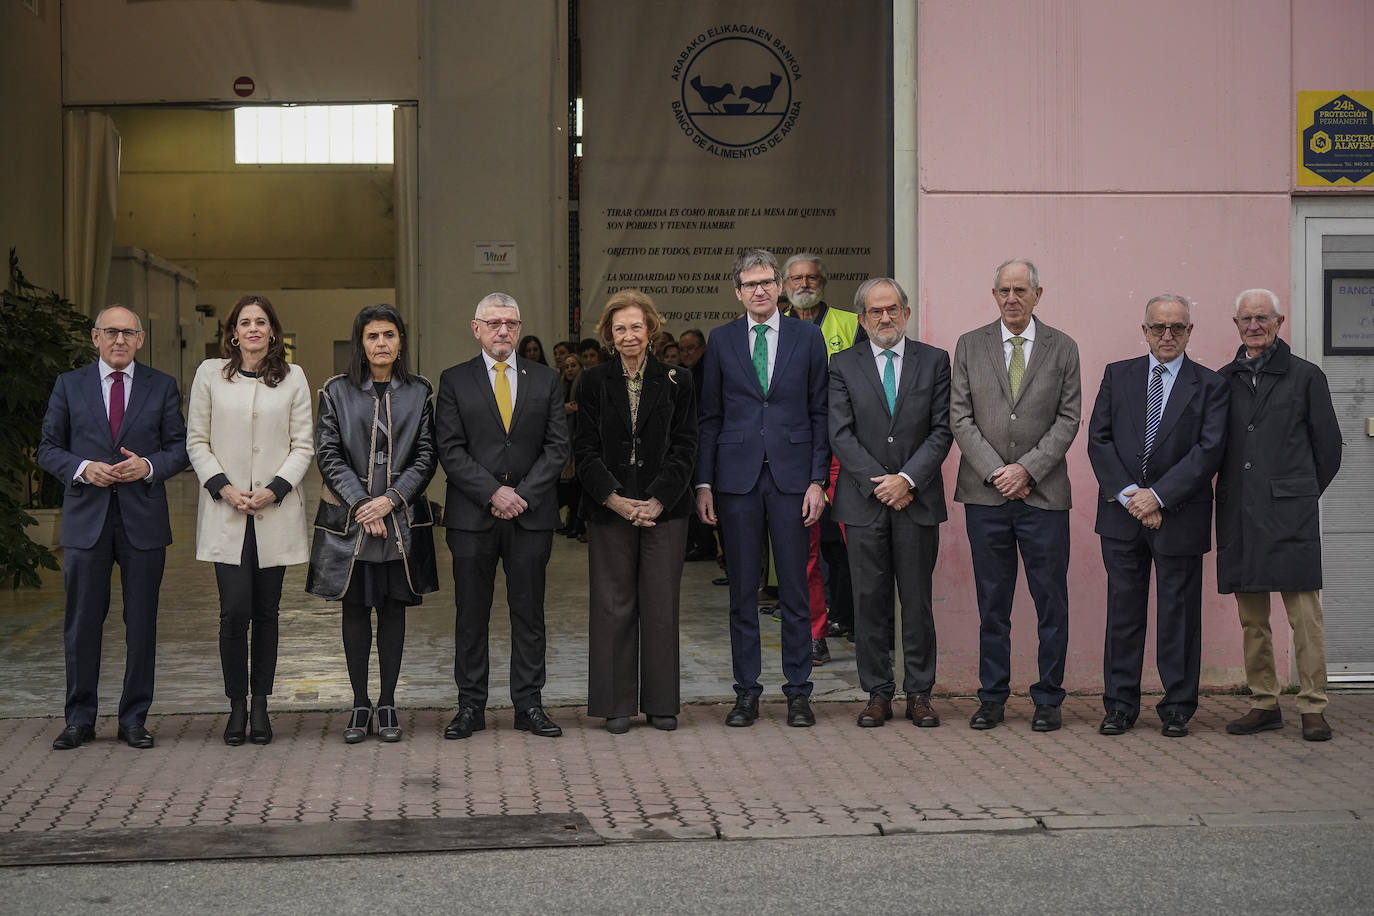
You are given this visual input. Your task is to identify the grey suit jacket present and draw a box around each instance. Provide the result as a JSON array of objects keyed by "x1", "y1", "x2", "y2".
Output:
[
  {"x1": 435, "y1": 354, "x2": 569, "y2": 531},
  {"x1": 950, "y1": 317, "x2": 1081, "y2": 510},
  {"x1": 829, "y1": 339, "x2": 952, "y2": 527}
]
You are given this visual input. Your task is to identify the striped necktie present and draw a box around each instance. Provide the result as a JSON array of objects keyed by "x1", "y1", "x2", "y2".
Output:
[{"x1": 1142, "y1": 363, "x2": 1166, "y2": 477}]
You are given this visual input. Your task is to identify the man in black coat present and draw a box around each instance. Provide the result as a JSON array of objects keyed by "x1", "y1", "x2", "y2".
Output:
[
  {"x1": 1218, "y1": 289, "x2": 1342, "y2": 742},
  {"x1": 436, "y1": 293, "x2": 570, "y2": 740},
  {"x1": 1087, "y1": 294, "x2": 1227, "y2": 738}
]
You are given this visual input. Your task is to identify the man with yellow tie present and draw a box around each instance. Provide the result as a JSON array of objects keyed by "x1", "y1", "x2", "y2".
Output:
[{"x1": 435, "y1": 293, "x2": 570, "y2": 740}]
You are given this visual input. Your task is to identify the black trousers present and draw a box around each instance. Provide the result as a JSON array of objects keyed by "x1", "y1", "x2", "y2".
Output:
[
  {"x1": 1100, "y1": 531, "x2": 1203, "y2": 722},
  {"x1": 447, "y1": 523, "x2": 554, "y2": 711},
  {"x1": 61, "y1": 495, "x2": 164, "y2": 728},
  {"x1": 586, "y1": 518, "x2": 687, "y2": 718},
  {"x1": 847, "y1": 512, "x2": 939, "y2": 700},
  {"x1": 213, "y1": 518, "x2": 286, "y2": 699}
]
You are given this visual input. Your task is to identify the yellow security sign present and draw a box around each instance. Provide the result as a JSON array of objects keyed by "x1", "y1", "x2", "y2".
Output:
[{"x1": 1298, "y1": 91, "x2": 1374, "y2": 187}]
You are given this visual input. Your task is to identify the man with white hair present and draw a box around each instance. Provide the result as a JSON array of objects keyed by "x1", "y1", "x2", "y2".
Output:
[
  {"x1": 436, "y1": 293, "x2": 570, "y2": 740},
  {"x1": 1217, "y1": 288, "x2": 1342, "y2": 741}
]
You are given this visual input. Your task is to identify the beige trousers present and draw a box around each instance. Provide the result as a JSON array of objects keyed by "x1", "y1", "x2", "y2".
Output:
[{"x1": 1235, "y1": 590, "x2": 1327, "y2": 714}]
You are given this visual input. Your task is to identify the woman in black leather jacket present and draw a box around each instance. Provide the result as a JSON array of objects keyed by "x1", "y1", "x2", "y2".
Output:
[{"x1": 306, "y1": 304, "x2": 438, "y2": 744}]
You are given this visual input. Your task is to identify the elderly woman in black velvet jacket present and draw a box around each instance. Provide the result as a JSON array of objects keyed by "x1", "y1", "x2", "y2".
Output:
[
  {"x1": 306, "y1": 304, "x2": 438, "y2": 744},
  {"x1": 575, "y1": 289, "x2": 697, "y2": 734}
]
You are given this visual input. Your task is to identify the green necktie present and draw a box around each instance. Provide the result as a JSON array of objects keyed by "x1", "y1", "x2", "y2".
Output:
[
  {"x1": 881, "y1": 349, "x2": 897, "y2": 414},
  {"x1": 1008, "y1": 336, "x2": 1025, "y2": 399},
  {"x1": 752, "y1": 324, "x2": 769, "y2": 393}
]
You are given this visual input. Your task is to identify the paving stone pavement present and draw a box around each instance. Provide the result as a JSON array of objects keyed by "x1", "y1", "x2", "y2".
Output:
[{"x1": 2, "y1": 695, "x2": 1370, "y2": 840}]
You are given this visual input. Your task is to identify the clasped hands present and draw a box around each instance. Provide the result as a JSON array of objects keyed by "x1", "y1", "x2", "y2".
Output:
[
  {"x1": 489, "y1": 484, "x2": 528, "y2": 522},
  {"x1": 1123, "y1": 486, "x2": 1163, "y2": 530},
  {"x1": 82, "y1": 447, "x2": 151, "y2": 487},
  {"x1": 989, "y1": 462, "x2": 1032, "y2": 500},
  {"x1": 218, "y1": 483, "x2": 279, "y2": 518},
  {"x1": 870, "y1": 474, "x2": 913, "y2": 511},
  {"x1": 606, "y1": 493, "x2": 664, "y2": 527}
]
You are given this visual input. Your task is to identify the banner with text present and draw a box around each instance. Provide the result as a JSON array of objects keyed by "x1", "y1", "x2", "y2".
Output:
[{"x1": 579, "y1": 0, "x2": 890, "y2": 337}]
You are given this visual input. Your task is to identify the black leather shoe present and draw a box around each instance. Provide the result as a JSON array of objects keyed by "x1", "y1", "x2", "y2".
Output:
[
  {"x1": 605, "y1": 716, "x2": 631, "y2": 734},
  {"x1": 514, "y1": 706, "x2": 563, "y2": 737},
  {"x1": 811, "y1": 638, "x2": 831, "y2": 666},
  {"x1": 52, "y1": 723, "x2": 95, "y2": 750},
  {"x1": 117, "y1": 724, "x2": 155, "y2": 749},
  {"x1": 647, "y1": 715, "x2": 678, "y2": 731},
  {"x1": 444, "y1": 707, "x2": 486, "y2": 740},
  {"x1": 712, "y1": 575, "x2": 730, "y2": 586},
  {"x1": 1031, "y1": 705, "x2": 1062, "y2": 732},
  {"x1": 1099, "y1": 709, "x2": 1132, "y2": 736},
  {"x1": 786, "y1": 695, "x2": 815, "y2": 728},
  {"x1": 249, "y1": 695, "x2": 272, "y2": 745},
  {"x1": 725, "y1": 695, "x2": 759, "y2": 727},
  {"x1": 1160, "y1": 713, "x2": 1189, "y2": 738},
  {"x1": 969, "y1": 701, "x2": 1004, "y2": 730},
  {"x1": 224, "y1": 699, "x2": 248, "y2": 746}
]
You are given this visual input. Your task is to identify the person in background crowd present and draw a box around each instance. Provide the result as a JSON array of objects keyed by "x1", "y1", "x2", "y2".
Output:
[
  {"x1": 305, "y1": 304, "x2": 439, "y2": 744},
  {"x1": 780, "y1": 252, "x2": 863, "y2": 663},
  {"x1": 437, "y1": 293, "x2": 570, "y2": 741},
  {"x1": 1218, "y1": 288, "x2": 1342, "y2": 742},
  {"x1": 557, "y1": 353, "x2": 587, "y2": 540},
  {"x1": 579, "y1": 338, "x2": 605, "y2": 368},
  {"x1": 576, "y1": 289, "x2": 697, "y2": 734},
  {"x1": 187, "y1": 294, "x2": 314, "y2": 746},
  {"x1": 659, "y1": 341, "x2": 682, "y2": 366},
  {"x1": 677, "y1": 328, "x2": 719, "y2": 565},
  {"x1": 552, "y1": 340, "x2": 572, "y2": 367},
  {"x1": 519, "y1": 335, "x2": 549, "y2": 366}
]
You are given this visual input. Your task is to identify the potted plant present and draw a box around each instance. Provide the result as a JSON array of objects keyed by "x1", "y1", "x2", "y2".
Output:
[{"x1": 0, "y1": 249, "x2": 94, "y2": 587}]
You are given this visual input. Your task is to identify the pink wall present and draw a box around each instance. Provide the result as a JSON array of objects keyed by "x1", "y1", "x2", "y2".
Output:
[{"x1": 913, "y1": 0, "x2": 1369, "y2": 697}]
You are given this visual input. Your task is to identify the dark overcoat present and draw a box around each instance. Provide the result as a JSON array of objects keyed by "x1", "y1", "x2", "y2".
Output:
[{"x1": 1215, "y1": 338, "x2": 1342, "y2": 593}]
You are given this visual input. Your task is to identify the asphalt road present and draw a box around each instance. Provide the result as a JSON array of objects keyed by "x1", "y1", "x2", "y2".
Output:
[{"x1": 3, "y1": 823, "x2": 1370, "y2": 915}]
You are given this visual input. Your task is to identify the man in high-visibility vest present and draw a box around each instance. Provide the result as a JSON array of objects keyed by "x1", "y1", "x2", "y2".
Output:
[{"x1": 781, "y1": 253, "x2": 864, "y2": 665}]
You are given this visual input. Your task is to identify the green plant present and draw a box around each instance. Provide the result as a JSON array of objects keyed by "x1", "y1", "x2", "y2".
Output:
[{"x1": 0, "y1": 248, "x2": 95, "y2": 587}]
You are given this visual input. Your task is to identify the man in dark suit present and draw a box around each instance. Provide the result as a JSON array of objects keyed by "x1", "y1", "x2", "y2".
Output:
[
  {"x1": 829, "y1": 278, "x2": 952, "y2": 728},
  {"x1": 436, "y1": 292, "x2": 570, "y2": 739},
  {"x1": 37, "y1": 305, "x2": 189, "y2": 750},
  {"x1": 696, "y1": 249, "x2": 830, "y2": 728},
  {"x1": 951, "y1": 258, "x2": 1081, "y2": 732},
  {"x1": 1087, "y1": 294, "x2": 1228, "y2": 738}
]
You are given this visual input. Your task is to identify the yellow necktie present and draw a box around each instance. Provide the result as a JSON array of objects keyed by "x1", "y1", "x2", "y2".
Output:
[
  {"x1": 1008, "y1": 336, "x2": 1025, "y2": 400},
  {"x1": 494, "y1": 362, "x2": 513, "y2": 431}
]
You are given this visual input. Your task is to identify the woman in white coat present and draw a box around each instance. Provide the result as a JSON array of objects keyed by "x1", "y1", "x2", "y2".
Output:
[{"x1": 187, "y1": 295, "x2": 314, "y2": 746}]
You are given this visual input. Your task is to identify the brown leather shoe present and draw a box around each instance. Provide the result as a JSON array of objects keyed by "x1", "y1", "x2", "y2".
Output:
[
  {"x1": 1226, "y1": 707, "x2": 1283, "y2": 735},
  {"x1": 1300, "y1": 712, "x2": 1332, "y2": 742},
  {"x1": 906, "y1": 693, "x2": 941, "y2": 727},
  {"x1": 857, "y1": 695, "x2": 893, "y2": 728}
]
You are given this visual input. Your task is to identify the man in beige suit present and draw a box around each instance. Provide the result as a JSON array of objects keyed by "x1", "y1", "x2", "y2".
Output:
[{"x1": 951, "y1": 258, "x2": 1081, "y2": 732}]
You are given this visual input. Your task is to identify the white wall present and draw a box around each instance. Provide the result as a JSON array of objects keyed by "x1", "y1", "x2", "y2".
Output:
[{"x1": 0, "y1": 0, "x2": 63, "y2": 291}]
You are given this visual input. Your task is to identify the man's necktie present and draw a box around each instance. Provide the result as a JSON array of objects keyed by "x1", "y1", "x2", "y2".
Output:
[
  {"x1": 881, "y1": 349, "x2": 897, "y2": 414},
  {"x1": 493, "y1": 362, "x2": 513, "y2": 431},
  {"x1": 752, "y1": 325, "x2": 769, "y2": 393},
  {"x1": 1008, "y1": 336, "x2": 1025, "y2": 400},
  {"x1": 1143, "y1": 363, "x2": 1166, "y2": 477},
  {"x1": 109, "y1": 370, "x2": 125, "y2": 440}
]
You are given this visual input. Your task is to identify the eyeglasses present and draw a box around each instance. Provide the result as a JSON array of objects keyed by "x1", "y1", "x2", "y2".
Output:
[
  {"x1": 96, "y1": 327, "x2": 141, "y2": 342},
  {"x1": 1235, "y1": 314, "x2": 1276, "y2": 327},
  {"x1": 1145, "y1": 323, "x2": 1190, "y2": 337},
  {"x1": 865, "y1": 305, "x2": 905, "y2": 320},
  {"x1": 479, "y1": 319, "x2": 522, "y2": 331},
  {"x1": 787, "y1": 274, "x2": 821, "y2": 285},
  {"x1": 738, "y1": 279, "x2": 777, "y2": 292}
]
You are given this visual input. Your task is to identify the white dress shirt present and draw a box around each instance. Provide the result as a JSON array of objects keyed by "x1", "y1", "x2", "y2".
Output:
[
  {"x1": 482, "y1": 349, "x2": 520, "y2": 403},
  {"x1": 1000, "y1": 317, "x2": 1037, "y2": 368},
  {"x1": 1116, "y1": 351, "x2": 1186, "y2": 508}
]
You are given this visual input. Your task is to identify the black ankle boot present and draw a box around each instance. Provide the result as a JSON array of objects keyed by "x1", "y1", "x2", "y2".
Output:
[
  {"x1": 249, "y1": 695, "x2": 272, "y2": 745},
  {"x1": 224, "y1": 698, "x2": 248, "y2": 746}
]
